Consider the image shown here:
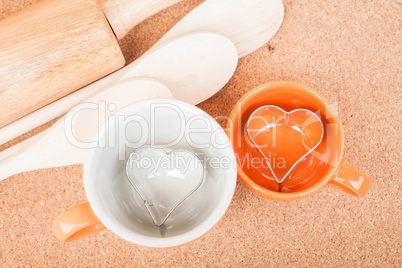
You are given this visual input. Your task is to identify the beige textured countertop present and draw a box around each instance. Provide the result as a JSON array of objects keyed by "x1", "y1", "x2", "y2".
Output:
[{"x1": 0, "y1": 0, "x2": 401, "y2": 266}]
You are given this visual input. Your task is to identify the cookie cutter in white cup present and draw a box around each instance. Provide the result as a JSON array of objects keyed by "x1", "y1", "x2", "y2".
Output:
[
  {"x1": 53, "y1": 99, "x2": 237, "y2": 248},
  {"x1": 126, "y1": 146, "x2": 205, "y2": 227}
]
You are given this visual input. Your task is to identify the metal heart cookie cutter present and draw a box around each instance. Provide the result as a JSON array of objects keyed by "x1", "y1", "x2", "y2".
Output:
[
  {"x1": 246, "y1": 105, "x2": 324, "y2": 191},
  {"x1": 126, "y1": 146, "x2": 204, "y2": 227}
]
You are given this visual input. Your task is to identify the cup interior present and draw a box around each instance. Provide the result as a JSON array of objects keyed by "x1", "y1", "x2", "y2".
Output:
[
  {"x1": 229, "y1": 82, "x2": 344, "y2": 196},
  {"x1": 84, "y1": 99, "x2": 237, "y2": 247}
]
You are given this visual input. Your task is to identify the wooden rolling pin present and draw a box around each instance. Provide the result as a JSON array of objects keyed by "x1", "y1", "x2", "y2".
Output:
[{"x1": 0, "y1": 0, "x2": 181, "y2": 128}]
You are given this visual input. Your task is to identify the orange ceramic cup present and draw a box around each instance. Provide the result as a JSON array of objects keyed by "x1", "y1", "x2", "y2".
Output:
[{"x1": 227, "y1": 81, "x2": 371, "y2": 201}]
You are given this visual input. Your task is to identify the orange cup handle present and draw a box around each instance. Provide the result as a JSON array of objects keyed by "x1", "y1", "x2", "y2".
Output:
[
  {"x1": 327, "y1": 161, "x2": 371, "y2": 198},
  {"x1": 52, "y1": 202, "x2": 106, "y2": 242}
]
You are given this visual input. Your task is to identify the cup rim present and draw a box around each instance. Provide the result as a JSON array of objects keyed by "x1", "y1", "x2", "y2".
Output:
[
  {"x1": 84, "y1": 99, "x2": 237, "y2": 247},
  {"x1": 227, "y1": 81, "x2": 345, "y2": 201}
]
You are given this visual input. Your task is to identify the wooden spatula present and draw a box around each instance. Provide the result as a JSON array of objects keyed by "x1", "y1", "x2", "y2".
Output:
[
  {"x1": 0, "y1": 78, "x2": 172, "y2": 181},
  {"x1": 0, "y1": 0, "x2": 182, "y2": 128},
  {"x1": 0, "y1": 32, "x2": 238, "y2": 181},
  {"x1": 0, "y1": 0, "x2": 284, "y2": 145}
]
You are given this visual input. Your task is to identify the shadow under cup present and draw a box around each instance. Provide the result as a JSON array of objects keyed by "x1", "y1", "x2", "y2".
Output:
[{"x1": 229, "y1": 82, "x2": 344, "y2": 199}]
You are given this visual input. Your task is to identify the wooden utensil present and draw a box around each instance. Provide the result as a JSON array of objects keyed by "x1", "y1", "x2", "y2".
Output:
[
  {"x1": 0, "y1": 78, "x2": 172, "y2": 181},
  {"x1": 0, "y1": 32, "x2": 238, "y2": 181},
  {"x1": 99, "y1": 0, "x2": 182, "y2": 40},
  {"x1": 153, "y1": 0, "x2": 285, "y2": 58},
  {"x1": 0, "y1": 0, "x2": 284, "y2": 145},
  {"x1": 0, "y1": 0, "x2": 182, "y2": 128}
]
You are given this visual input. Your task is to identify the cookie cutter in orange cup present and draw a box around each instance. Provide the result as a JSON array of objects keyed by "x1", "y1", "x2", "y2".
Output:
[{"x1": 227, "y1": 81, "x2": 371, "y2": 201}]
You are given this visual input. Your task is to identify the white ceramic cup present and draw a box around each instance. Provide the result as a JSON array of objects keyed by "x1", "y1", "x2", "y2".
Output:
[{"x1": 53, "y1": 99, "x2": 237, "y2": 248}]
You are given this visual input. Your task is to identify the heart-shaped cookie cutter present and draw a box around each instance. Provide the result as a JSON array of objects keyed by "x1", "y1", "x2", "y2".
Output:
[
  {"x1": 126, "y1": 146, "x2": 204, "y2": 227},
  {"x1": 246, "y1": 105, "x2": 324, "y2": 188}
]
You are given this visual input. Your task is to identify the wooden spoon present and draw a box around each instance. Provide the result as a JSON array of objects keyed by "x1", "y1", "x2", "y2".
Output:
[
  {"x1": 99, "y1": 0, "x2": 183, "y2": 40},
  {"x1": 0, "y1": 0, "x2": 284, "y2": 145},
  {"x1": 0, "y1": 78, "x2": 172, "y2": 181},
  {"x1": 0, "y1": 32, "x2": 238, "y2": 181},
  {"x1": 0, "y1": 0, "x2": 183, "y2": 128},
  {"x1": 0, "y1": 32, "x2": 237, "y2": 145},
  {"x1": 154, "y1": 0, "x2": 285, "y2": 58}
]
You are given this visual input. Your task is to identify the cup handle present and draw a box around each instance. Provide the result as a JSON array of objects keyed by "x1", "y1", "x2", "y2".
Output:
[
  {"x1": 326, "y1": 161, "x2": 371, "y2": 198},
  {"x1": 52, "y1": 202, "x2": 106, "y2": 242}
]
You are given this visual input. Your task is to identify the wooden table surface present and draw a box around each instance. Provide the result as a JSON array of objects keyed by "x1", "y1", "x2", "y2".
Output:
[{"x1": 0, "y1": 0, "x2": 400, "y2": 266}]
